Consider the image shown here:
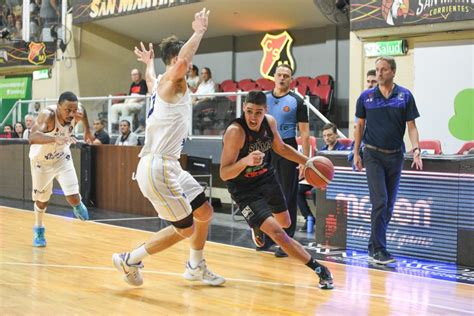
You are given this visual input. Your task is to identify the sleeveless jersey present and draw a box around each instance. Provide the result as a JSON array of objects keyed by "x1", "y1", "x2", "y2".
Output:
[
  {"x1": 139, "y1": 75, "x2": 191, "y2": 159},
  {"x1": 226, "y1": 116, "x2": 275, "y2": 194},
  {"x1": 29, "y1": 105, "x2": 76, "y2": 164}
]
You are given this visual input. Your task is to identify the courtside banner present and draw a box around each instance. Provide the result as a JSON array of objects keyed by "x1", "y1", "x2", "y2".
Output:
[
  {"x1": 72, "y1": 0, "x2": 199, "y2": 24},
  {"x1": 350, "y1": 0, "x2": 474, "y2": 30},
  {"x1": 0, "y1": 41, "x2": 55, "y2": 68}
]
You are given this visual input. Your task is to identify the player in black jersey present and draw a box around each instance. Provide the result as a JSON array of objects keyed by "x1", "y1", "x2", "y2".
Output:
[{"x1": 220, "y1": 91, "x2": 333, "y2": 289}]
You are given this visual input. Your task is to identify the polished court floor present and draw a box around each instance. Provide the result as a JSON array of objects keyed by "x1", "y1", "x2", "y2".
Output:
[{"x1": 1, "y1": 205, "x2": 473, "y2": 315}]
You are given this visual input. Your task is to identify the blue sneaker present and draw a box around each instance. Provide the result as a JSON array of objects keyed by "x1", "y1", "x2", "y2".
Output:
[
  {"x1": 73, "y1": 202, "x2": 89, "y2": 221},
  {"x1": 33, "y1": 226, "x2": 46, "y2": 247}
]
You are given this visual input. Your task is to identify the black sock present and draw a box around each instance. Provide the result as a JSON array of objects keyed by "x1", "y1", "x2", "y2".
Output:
[{"x1": 306, "y1": 258, "x2": 321, "y2": 271}]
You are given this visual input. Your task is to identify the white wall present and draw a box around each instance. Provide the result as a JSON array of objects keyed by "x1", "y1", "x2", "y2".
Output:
[{"x1": 414, "y1": 40, "x2": 474, "y2": 154}]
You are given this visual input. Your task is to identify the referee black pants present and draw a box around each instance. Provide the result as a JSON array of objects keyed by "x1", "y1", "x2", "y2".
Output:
[{"x1": 271, "y1": 141, "x2": 299, "y2": 238}]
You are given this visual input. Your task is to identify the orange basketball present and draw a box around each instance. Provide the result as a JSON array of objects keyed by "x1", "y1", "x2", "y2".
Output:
[{"x1": 304, "y1": 156, "x2": 334, "y2": 189}]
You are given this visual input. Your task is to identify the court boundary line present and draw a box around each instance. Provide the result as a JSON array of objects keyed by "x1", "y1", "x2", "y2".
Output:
[
  {"x1": 0, "y1": 261, "x2": 472, "y2": 314},
  {"x1": 2, "y1": 205, "x2": 473, "y2": 288},
  {"x1": 91, "y1": 216, "x2": 160, "y2": 222}
]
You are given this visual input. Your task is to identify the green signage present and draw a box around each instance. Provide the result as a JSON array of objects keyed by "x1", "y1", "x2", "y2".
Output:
[
  {"x1": 364, "y1": 40, "x2": 408, "y2": 57},
  {"x1": 33, "y1": 69, "x2": 51, "y2": 80},
  {"x1": 0, "y1": 78, "x2": 29, "y2": 99}
]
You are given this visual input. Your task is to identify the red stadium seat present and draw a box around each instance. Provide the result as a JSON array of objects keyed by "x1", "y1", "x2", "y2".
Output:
[
  {"x1": 309, "y1": 85, "x2": 332, "y2": 108},
  {"x1": 457, "y1": 141, "x2": 474, "y2": 154},
  {"x1": 220, "y1": 80, "x2": 238, "y2": 91},
  {"x1": 338, "y1": 138, "x2": 353, "y2": 148},
  {"x1": 296, "y1": 136, "x2": 318, "y2": 157},
  {"x1": 238, "y1": 79, "x2": 260, "y2": 91},
  {"x1": 418, "y1": 139, "x2": 443, "y2": 155},
  {"x1": 314, "y1": 74, "x2": 334, "y2": 87},
  {"x1": 220, "y1": 81, "x2": 238, "y2": 102},
  {"x1": 256, "y1": 78, "x2": 275, "y2": 91}
]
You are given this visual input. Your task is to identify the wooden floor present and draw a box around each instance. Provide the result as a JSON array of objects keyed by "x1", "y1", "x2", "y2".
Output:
[{"x1": 1, "y1": 206, "x2": 473, "y2": 315}]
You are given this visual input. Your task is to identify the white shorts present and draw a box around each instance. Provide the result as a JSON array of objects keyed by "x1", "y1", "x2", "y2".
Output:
[
  {"x1": 136, "y1": 154, "x2": 204, "y2": 222},
  {"x1": 31, "y1": 157, "x2": 79, "y2": 202}
]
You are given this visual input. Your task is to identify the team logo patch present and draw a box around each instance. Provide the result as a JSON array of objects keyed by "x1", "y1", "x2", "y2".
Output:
[
  {"x1": 259, "y1": 31, "x2": 295, "y2": 80},
  {"x1": 283, "y1": 106, "x2": 290, "y2": 112},
  {"x1": 27, "y1": 42, "x2": 47, "y2": 65}
]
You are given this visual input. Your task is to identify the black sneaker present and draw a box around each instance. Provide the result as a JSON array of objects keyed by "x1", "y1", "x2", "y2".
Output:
[
  {"x1": 251, "y1": 226, "x2": 266, "y2": 248},
  {"x1": 315, "y1": 265, "x2": 334, "y2": 290},
  {"x1": 373, "y1": 250, "x2": 396, "y2": 265},
  {"x1": 368, "y1": 250, "x2": 374, "y2": 261},
  {"x1": 274, "y1": 247, "x2": 288, "y2": 258}
]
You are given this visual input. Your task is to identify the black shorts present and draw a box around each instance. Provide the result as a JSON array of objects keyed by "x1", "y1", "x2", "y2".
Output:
[{"x1": 231, "y1": 174, "x2": 287, "y2": 228}]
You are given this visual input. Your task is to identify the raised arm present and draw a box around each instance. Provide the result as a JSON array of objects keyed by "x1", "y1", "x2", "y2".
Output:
[
  {"x1": 167, "y1": 8, "x2": 210, "y2": 82},
  {"x1": 268, "y1": 115, "x2": 308, "y2": 165},
  {"x1": 220, "y1": 124, "x2": 264, "y2": 181},
  {"x1": 134, "y1": 42, "x2": 156, "y2": 92},
  {"x1": 76, "y1": 104, "x2": 93, "y2": 144}
]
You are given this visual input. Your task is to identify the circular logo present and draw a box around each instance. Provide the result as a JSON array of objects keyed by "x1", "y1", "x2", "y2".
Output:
[{"x1": 283, "y1": 106, "x2": 290, "y2": 112}]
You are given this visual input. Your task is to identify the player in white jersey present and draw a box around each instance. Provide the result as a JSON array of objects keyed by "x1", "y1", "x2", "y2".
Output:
[
  {"x1": 29, "y1": 91, "x2": 93, "y2": 247},
  {"x1": 112, "y1": 8, "x2": 225, "y2": 287}
]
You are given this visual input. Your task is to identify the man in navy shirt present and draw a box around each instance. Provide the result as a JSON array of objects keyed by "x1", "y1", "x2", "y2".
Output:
[
  {"x1": 266, "y1": 64, "x2": 309, "y2": 257},
  {"x1": 353, "y1": 56, "x2": 423, "y2": 265},
  {"x1": 321, "y1": 123, "x2": 347, "y2": 151}
]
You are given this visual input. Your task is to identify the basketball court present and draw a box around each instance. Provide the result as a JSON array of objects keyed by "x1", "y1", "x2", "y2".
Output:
[{"x1": 1, "y1": 204, "x2": 472, "y2": 315}]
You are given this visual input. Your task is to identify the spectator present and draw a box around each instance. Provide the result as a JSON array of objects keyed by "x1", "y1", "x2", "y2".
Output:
[
  {"x1": 366, "y1": 69, "x2": 377, "y2": 89},
  {"x1": 23, "y1": 114, "x2": 35, "y2": 140},
  {"x1": 298, "y1": 123, "x2": 347, "y2": 232},
  {"x1": 92, "y1": 119, "x2": 110, "y2": 144},
  {"x1": 321, "y1": 123, "x2": 347, "y2": 151},
  {"x1": 12, "y1": 18, "x2": 21, "y2": 40},
  {"x1": 3, "y1": 124, "x2": 18, "y2": 138},
  {"x1": 14, "y1": 121, "x2": 25, "y2": 138},
  {"x1": 109, "y1": 68, "x2": 148, "y2": 127},
  {"x1": 186, "y1": 64, "x2": 200, "y2": 93},
  {"x1": 194, "y1": 67, "x2": 215, "y2": 103},
  {"x1": 28, "y1": 101, "x2": 41, "y2": 116},
  {"x1": 39, "y1": 0, "x2": 58, "y2": 29},
  {"x1": 115, "y1": 119, "x2": 139, "y2": 146}
]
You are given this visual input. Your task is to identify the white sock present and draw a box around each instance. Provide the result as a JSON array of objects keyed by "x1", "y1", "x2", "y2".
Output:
[
  {"x1": 189, "y1": 249, "x2": 203, "y2": 268},
  {"x1": 34, "y1": 203, "x2": 46, "y2": 227},
  {"x1": 127, "y1": 245, "x2": 149, "y2": 265}
]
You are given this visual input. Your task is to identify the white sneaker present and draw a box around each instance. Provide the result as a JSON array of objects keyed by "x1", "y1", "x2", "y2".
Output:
[
  {"x1": 183, "y1": 259, "x2": 225, "y2": 286},
  {"x1": 112, "y1": 253, "x2": 144, "y2": 286}
]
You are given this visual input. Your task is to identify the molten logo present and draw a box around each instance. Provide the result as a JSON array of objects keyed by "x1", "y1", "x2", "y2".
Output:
[
  {"x1": 260, "y1": 31, "x2": 295, "y2": 80},
  {"x1": 28, "y1": 42, "x2": 47, "y2": 65}
]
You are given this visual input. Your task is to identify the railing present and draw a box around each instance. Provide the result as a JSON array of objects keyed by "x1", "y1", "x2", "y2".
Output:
[{"x1": 2, "y1": 90, "x2": 346, "y2": 139}]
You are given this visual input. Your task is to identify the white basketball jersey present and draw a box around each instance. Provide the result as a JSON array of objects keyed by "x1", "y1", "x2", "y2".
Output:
[
  {"x1": 29, "y1": 105, "x2": 76, "y2": 164},
  {"x1": 139, "y1": 75, "x2": 191, "y2": 159}
]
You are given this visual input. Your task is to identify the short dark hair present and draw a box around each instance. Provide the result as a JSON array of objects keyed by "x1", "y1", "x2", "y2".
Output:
[
  {"x1": 367, "y1": 69, "x2": 376, "y2": 77},
  {"x1": 276, "y1": 63, "x2": 293, "y2": 75},
  {"x1": 119, "y1": 119, "x2": 130, "y2": 127},
  {"x1": 94, "y1": 119, "x2": 106, "y2": 126},
  {"x1": 58, "y1": 91, "x2": 78, "y2": 105},
  {"x1": 192, "y1": 65, "x2": 199, "y2": 74},
  {"x1": 244, "y1": 91, "x2": 267, "y2": 106},
  {"x1": 323, "y1": 122, "x2": 337, "y2": 134},
  {"x1": 159, "y1": 36, "x2": 185, "y2": 65}
]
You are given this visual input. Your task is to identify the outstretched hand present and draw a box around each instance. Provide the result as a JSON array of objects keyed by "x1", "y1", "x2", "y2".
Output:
[
  {"x1": 134, "y1": 42, "x2": 154, "y2": 64},
  {"x1": 192, "y1": 8, "x2": 210, "y2": 35}
]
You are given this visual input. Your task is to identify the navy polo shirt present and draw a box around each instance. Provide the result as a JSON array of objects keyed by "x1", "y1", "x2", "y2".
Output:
[
  {"x1": 355, "y1": 84, "x2": 419, "y2": 150},
  {"x1": 321, "y1": 140, "x2": 347, "y2": 151},
  {"x1": 266, "y1": 91, "x2": 308, "y2": 140}
]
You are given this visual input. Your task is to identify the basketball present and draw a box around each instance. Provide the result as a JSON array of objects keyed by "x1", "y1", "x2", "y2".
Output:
[{"x1": 304, "y1": 156, "x2": 334, "y2": 189}]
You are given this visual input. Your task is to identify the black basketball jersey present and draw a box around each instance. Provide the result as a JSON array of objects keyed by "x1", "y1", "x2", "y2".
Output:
[{"x1": 226, "y1": 115, "x2": 275, "y2": 194}]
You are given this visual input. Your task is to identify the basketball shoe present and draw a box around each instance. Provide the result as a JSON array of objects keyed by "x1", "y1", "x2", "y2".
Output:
[
  {"x1": 315, "y1": 265, "x2": 334, "y2": 290},
  {"x1": 183, "y1": 259, "x2": 225, "y2": 286},
  {"x1": 251, "y1": 226, "x2": 266, "y2": 248},
  {"x1": 73, "y1": 202, "x2": 89, "y2": 221},
  {"x1": 112, "y1": 253, "x2": 144, "y2": 286},
  {"x1": 33, "y1": 226, "x2": 46, "y2": 247}
]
